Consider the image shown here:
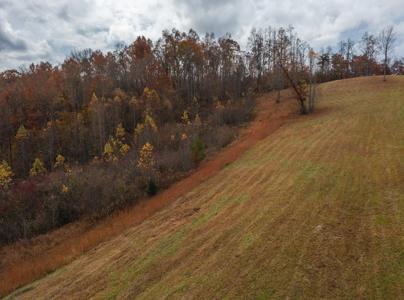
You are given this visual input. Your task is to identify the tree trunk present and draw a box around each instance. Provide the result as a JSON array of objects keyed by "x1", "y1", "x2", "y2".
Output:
[{"x1": 279, "y1": 64, "x2": 307, "y2": 114}]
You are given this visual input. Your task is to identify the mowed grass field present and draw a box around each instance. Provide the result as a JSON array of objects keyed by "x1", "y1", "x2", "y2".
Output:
[{"x1": 7, "y1": 76, "x2": 404, "y2": 299}]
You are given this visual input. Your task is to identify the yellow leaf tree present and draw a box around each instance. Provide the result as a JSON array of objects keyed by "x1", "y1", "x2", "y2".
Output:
[
  {"x1": 0, "y1": 160, "x2": 13, "y2": 189},
  {"x1": 144, "y1": 113, "x2": 158, "y2": 131},
  {"x1": 194, "y1": 113, "x2": 202, "y2": 126},
  {"x1": 103, "y1": 123, "x2": 131, "y2": 161},
  {"x1": 30, "y1": 158, "x2": 47, "y2": 177},
  {"x1": 54, "y1": 154, "x2": 66, "y2": 169},
  {"x1": 137, "y1": 142, "x2": 158, "y2": 195},
  {"x1": 103, "y1": 139, "x2": 116, "y2": 162},
  {"x1": 181, "y1": 110, "x2": 191, "y2": 125},
  {"x1": 15, "y1": 124, "x2": 28, "y2": 140},
  {"x1": 13, "y1": 124, "x2": 29, "y2": 176},
  {"x1": 115, "y1": 123, "x2": 126, "y2": 142},
  {"x1": 137, "y1": 142, "x2": 155, "y2": 170}
]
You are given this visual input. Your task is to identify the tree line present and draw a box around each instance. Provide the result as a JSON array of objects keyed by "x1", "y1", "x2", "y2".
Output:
[{"x1": 314, "y1": 26, "x2": 398, "y2": 82}]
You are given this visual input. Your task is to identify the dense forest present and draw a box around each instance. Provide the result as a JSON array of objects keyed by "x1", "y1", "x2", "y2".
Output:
[{"x1": 0, "y1": 26, "x2": 401, "y2": 244}]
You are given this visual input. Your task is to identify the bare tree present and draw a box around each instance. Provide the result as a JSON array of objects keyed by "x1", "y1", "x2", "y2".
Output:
[
  {"x1": 308, "y1": 49, "x2": 318, "y2": 113},
  {"x1": 346, "y1": 39, "x2": 355, "y2": 76},
  {"x1": 273, "y1": 28, "x2": 289, "y2": 103},
  {"x1": 378, "y1": 26, "x2": 396, "y2": 81},
  {"x1": 248, "y1": 28, "x2": 264, "y2": 90},
  {"x1": 360, "y1": 32, "x2": 378, "y2": 76}
]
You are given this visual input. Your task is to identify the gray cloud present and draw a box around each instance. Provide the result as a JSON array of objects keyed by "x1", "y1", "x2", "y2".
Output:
[
  {"x1": 57, "y1": 5, "x2": 71, "y2": 22},
  {"x1": 0, "y1": 27, "x2": 27, "y2": 51},
  {"x1": 175, "y1": 0, "x2": 249, "y2": 36},
  {"x1": 0, "y1": 12, "x2": 28, "y2": 52},
  {"x1": 0, "y1": 0, "x2": 403, "y2": 71}
]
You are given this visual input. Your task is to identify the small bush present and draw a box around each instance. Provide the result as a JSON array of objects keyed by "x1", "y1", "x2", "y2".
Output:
[
  {"x1": 191, "y1": 137, "x2": 206, "y2": 165},
  {"x1": 147, "y1": 179, "x2": 158, "y2": 196},
  {"x1": 156, "y1": 148, "x2": 192, "y2": 172},
  {"x1": 211, "y1": 97, "x2": 255, "y2": 126},
  {"x1": 203, "y1": 125, "x2": 236, "y2": 150}
]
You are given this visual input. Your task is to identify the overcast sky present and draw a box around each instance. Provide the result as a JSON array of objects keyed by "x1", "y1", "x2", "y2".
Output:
[{"x1": 1, "y1": 0, "x2": 403, "y2": 71}]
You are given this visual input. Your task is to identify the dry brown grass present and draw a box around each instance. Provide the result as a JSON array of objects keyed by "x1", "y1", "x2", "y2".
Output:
[{"x1": 0, "y1": 90, "x2": 297, "y2": 297}]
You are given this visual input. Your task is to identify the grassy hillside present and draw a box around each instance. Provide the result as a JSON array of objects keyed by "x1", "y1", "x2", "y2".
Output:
[{"x1": 8, "y1": 76, "x2": 404, "y2": 299}]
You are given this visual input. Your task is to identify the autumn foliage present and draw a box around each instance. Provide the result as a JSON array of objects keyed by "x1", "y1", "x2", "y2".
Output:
[{"x1": 0, "y1": 26, "x2": 397, "y2": 245}]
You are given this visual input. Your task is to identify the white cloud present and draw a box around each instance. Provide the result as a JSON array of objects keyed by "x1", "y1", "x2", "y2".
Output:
[{"x1": 0, "y1": 0, "x2": 403, "y2": 70}]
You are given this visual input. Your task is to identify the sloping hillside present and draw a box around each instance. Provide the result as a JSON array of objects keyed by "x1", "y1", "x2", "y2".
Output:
[{"x1": 7, "y1": 76, "x2": 404, "y2": 299}]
